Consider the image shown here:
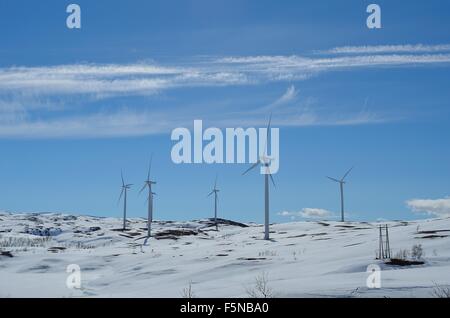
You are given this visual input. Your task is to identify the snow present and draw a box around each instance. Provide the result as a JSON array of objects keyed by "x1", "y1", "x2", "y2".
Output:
[{"x1": 1, "y1": 212, "x2": 450, "y2": 298}]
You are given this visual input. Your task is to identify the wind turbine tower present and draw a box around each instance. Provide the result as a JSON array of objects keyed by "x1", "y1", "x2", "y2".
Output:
[
  {"x1": 119, "y1": 171, "x2": 132, "y2": 230},
  {"x1": 140, "y1": 156, "x2": 156, "y2": 238},
  {"x1": 327, "y1": 166, "x2": 354, "y2": 222},
  {"x1": 208, "y1": 175, "x2": 220, "y2": 231},
  {"x1": 243, "y1": 115, "x2": 276, "y2": 240}
]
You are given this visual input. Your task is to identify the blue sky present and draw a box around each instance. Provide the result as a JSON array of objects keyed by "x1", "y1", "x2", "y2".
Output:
[{"x1": 1, "y1": 0, "x2": 450, "y2": 222}]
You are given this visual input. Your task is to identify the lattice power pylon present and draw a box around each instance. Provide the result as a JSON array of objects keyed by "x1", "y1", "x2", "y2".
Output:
[{"x1": 377, "y1": 224, "x2": 391, "y2": 260}]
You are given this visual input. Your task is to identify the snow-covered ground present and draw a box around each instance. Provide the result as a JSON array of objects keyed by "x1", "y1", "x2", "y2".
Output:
[{"x1": 1, "y1": 212, "x2": 450, "y2": 298}]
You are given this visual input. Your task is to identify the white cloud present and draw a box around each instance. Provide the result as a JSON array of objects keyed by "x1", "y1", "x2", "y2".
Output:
[
  {"x1": 205, "y1": 84, "x2": 393, "y2": 136},
  {"x1": 1, "y1": 47, "x2": 450, "y2": 99},
  {"x1": 324, "y1": 44, "x2": 450, "y2": 55},
  {"x1": 273, "y1": 85, "x2": 298, "y2": 106},
  {"x1": 0, "y1": 82, "x2": 393, "y2": 138},
  {"x1": 406, "y1": 197, "x2": 450, "y2": 218},
  {"x1": 0, "y1": 107, "x2": 390, "y2": 139},
  {"x1": 278, "y1": 208, "x2": 334, "y2": 220},
  {"x1": 0, "y1": 109, "x2": 187, "y2": 139},
  {"x1": 214, "y1": 53, "x2": 450, "y2": 76},
  {"x1": 300, "y1": 208, "x2": 334, "y2": 218},
  {"x1": 1, "y1": 43, "x2": 450, "y2": 138}
]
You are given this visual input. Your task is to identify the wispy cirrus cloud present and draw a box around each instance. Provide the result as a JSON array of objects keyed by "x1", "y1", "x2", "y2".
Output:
[
  {"x1": 272, "y1": 85, "x2": 298, "y2": 106},
  {"x1": 0, "y1": 96, "x2": 389, "y2": 139},
  {"x1": 0, "y1": 108, "x2": 190, "y2": 139},
  {"x1": 200, "y1": 84, "x2": 393, "y2": 130},
  {"x1": 0, "y1": 43, "x2": 449, "y2": 138},
  {"x1": 213, "y1": 53, "x2": 450, "y2": 76},
  {"x1": 0, "y1": 63, "x2": 249, "y2": 98},
  {"x1": 1, "y1": 46, "x2": 450, "y2": 99},
  {"x1": 323, "y1": 44, "x2": 450, "y2": 55}
]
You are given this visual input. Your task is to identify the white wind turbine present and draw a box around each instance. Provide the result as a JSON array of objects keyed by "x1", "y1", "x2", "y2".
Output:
[
  {"x1": 140, "y1": 156, "x2": 156, "y2": 238},
  {"x1": 327, "y1": 166, "x2": 354, "y2": 222},
  {"x1": 207, "y1": 174, "x2": 220, "y2": 231},
  {"x1": 243, "y1": 115, "x2": 276, "y2": 241},
  {"x1": 118, "y1": 171, "x2": 132, "y2": 231}
]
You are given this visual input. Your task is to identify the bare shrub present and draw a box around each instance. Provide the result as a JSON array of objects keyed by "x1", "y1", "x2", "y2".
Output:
[
  {"x1": 181, "y1": 281, "x2": 196, "y2": 298},
  {"x1": 0, "y1": 236, "x2": 52, "y2": 248},
  {"x1": 431, "y1": 283, "x2": 450, "y2": 298},
  {"x1": 0, "y1": 236, "x2": 106, "y2": 251},
  {"x1": 258, "y1": 250, "x2": 277, "y2": 257},
  {"x1": 394, "y1": 249, "x2": 410, "y2": 260},
  {"x1": 411, "y1": 244, "x2": 424, "y2": 260},
  {"x1": 63, "y1": 241, "x2": 97, "y2": 249},
  {"x1": 245, "y1": 272, "x2": 274, "y2": 298},
  {"x1": 394, "y1": 245, "x2": 425, "y2": 261}
]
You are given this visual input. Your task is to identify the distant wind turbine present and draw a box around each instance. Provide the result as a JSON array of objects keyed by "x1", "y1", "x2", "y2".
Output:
[
  {"x1": 327, "y1": 166, "x2": 354, "y2": 222},
  {"x1": 207, "y1": 174, "x2": 220, "y2": 231},
  {"x1": 119, "y1": 171, "x2": 132, "y2": 231},
  {"x1": 243, "y1": 114, "x2": 276, "y2": 241},
  {"x1": 140, "y1": 155, "x2": 156, "y2": 238}
]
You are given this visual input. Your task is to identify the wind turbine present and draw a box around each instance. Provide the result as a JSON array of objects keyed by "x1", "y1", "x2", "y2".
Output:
[
  {"x1": 140, "y1": 156, "x2": 156, "y2": 238},
  {"x1": 119, "y1": 171, "x2": 132, "y2": 231},
  {"x1": 207, "y1": 174, "x2": 220, "y2": 231},
  {"x1": 327, "y1": 166, "x2": 354, "y2": 222},
  {"x1": 242, "y1": 115, "x2": 276, "y2": 241}
]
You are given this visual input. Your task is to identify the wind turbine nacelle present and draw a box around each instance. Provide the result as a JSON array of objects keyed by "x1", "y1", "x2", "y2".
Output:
[
  {"x1": 170, "y1": 120, "x2": 280, "y2": 175},
  {"x1": 258, "y1": 156, "x2": 279, "y2": 175}
]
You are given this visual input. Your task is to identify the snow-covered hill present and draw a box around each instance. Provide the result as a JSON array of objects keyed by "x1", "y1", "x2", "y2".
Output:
[{"x1": 1, "y1": 212, "x2": 450, "y2": 298}]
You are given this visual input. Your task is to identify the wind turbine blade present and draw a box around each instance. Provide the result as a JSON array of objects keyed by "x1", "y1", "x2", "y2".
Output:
[
  {"x1": 214, "y1": 173, "x2": 218, "y2": 190},
  {"x1": 242, "y1": 160, "x2": 261, "y2": 175},
  {"x1": 118, "y1": 188, "x2": 124, "y2": 204},
  {"x1": 342, "y1": 166, "x2": 354, "y2": 181},
  {"x1": 327, "y1": 176, "x2": 341, "y2": 183},
  {"x1": 269, "y1": 173, "x2": 276, "y2": 188},
  {"x1": 121, "y1": 170, "x2": 126, "y2": 187},
  {"x1": 147, "y1": 154, "x2": 153, "y2": 181},
  {"x1": 263, "y1": 113, "x2": 273, "y2": 156},
  {"x1": 139, "y1": 184, "x2": 147, "y2": 195},
  {"x1": 264, "y1": 164, "x2": 276, "y2": 187},
  {"x1": 207, "y1": 190, "x2": 214, "y2": 197}
]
